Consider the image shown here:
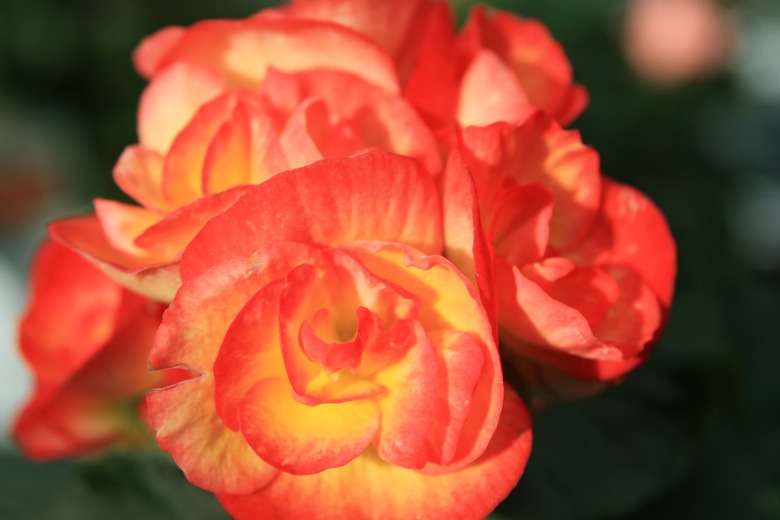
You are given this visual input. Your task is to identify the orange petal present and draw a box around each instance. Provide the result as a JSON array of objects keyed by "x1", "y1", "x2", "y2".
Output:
[
  {"x1": 424, "y1": 329, "x2": 485, "y2": 466},
  {"x1": 217, "y1": 385, "x2": 532, "y2": 520},
  {"x1": 490, "y1": 183, "x2": 554, "y2": 267},
  {"x1": 211, "y1": 244, "x2": 325, "y2": 430},
  {"x1": 48, "y1": 215, "x2": 182, "y2": 302},
  {"x1": 569, "y1": 177, "x2": 677, "y2": 309},
  {"x1": 345, "y1": 243, "x2": 502, "y2": 469},
  {"x1": 19, "y1": 240, "x2": 128, "y2": 386},
  {"x1": 112, "y1": 146, "x2": 172, "y2": 212},
  {"x1": 462, "y1": 7, "x2": 588, "y2": 125},
  {"x1": 461, "y1": 115, "x2": 601, "y2": 250},
  {"x1": 278, "y1": 99, "x2": 327, "y2": 169},
  {"x1": 161, "y1": 92, "x2": 241, "y2": 207},
  {"x1": 271, "y1": 0, "x2": 425, "y2": 61},
  {"x1": 133, "y1": 185, "x2": 249, "y2": 260},
  {"x1": 441, "y1": 150, "x2": 497, "y2": 334},
  {"x1": 402, "y1": 2, "x2": 459, "y2": 129},
  {"x1": 180, "y1": 150, "x2": 443, "y2": 282},
  {"x1": 137, "y1": 61, "x2": 227, "y2": 154},
  {"x1": 370, "y1": 320, "x2": 438, "y2": 469},
  {"x1": 458, "y1": 49, "x2": 535, "y2": 127},
  {"x1": 153, "y1": 19, "x2": 399, "y2": 93},
  {"x1": 94, "y1": 199, "x2": 162, "y2": 259},
  {"x1": 496, "y1": 258, "x2": 601, "y2": 353},
  {"x1": 148, "y1": 257, "x2": 293, "y2": 494},
  {"x1": 132, "y1": 26, "x2": 185, "y2": 78},
  {"x1": 239, "y1": 377, "x2": 380, "y2": 475},
  {"x1": 203, "y1": 101, "x2": 288, "y2": 194}
]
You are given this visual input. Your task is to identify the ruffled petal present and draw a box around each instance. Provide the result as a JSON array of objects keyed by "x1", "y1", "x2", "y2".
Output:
[
  {"x1": 180, "y1": 150, "x2": 443, "y2": 282},
  {"x1": 137, "y1": 61, "x2": 226, "y2": 154},
  {"x1": 217, "y1": 386, "x2": 532, "y2": 520}
]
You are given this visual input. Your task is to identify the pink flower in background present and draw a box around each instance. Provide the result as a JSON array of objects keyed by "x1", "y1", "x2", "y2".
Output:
[{"x1": 624, "y1": 0, "x2": 736, "y2": 85}]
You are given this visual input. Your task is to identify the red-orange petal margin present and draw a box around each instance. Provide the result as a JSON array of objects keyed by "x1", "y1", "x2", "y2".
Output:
[
  {"x1": 179, "y1": 150, "x2": 443, "y2": 282},
  {"x1": 217, "y1": 385, "x2": 532, "y2": 520}
]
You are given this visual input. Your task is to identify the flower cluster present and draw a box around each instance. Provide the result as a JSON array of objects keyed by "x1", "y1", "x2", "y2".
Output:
[{"x1": 14, "y1": 1, "x2": 676, "y2": 519}]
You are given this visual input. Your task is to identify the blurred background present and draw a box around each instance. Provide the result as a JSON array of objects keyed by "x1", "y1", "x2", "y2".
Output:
[{"x1": 0, "y1": 0, "x2": 778, "y2": 518}]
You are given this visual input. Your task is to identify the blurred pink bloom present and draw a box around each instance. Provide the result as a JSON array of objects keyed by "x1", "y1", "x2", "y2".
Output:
[{"x1": 624, "y1": 0, "x2": 736, "y2": 85}]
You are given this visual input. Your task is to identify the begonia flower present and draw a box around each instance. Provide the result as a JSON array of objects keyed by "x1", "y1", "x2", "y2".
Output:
[
  {"x1": 261, "y1": 0, "x2": 587, "y2": 131},
  {"x1": 50, "y1": 16, "x2": 438, "y2": 302},
  {"x1": 147, "y1": 151, "x2": 532, "y2": 519},
  {"x1": 13, "y1": 240, "x2": 175, "y2": 459},
  {"x1": 443, "y1": 113, "x2": 676, "y2": 399}
]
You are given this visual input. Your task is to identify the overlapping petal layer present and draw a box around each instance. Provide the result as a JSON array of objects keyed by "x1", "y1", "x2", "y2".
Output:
[
  {"x1": 444, "y1": 113, "x2": 676, "y2": 395},
  {"x1": 14, "y1": 241, "x2": 170, "y2": 459},
  {"x1": 149, "y1": 238, "x2": 526, "y2": 517}
]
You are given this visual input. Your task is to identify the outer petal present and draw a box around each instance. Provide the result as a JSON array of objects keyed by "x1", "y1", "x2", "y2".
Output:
[
  {"x1": 460, "y1": 115, "x2": 601, "y2": 251},
  {"x1": 569, "y1": 177, "x2": 677, "y2": 309},
  {"x1": 268, "y1": 0, "x2": 425, "y2": 61},
  {"x1": 457, "y1": 49, "x2": 534, "y2": 127},
  {"x1": 147, "y1": 258, "x2": 284, "y2": 494},
  {"x1": 262, "y1": 68, "x2": 441, "y2": 174},
  {"x1": 133, "y1": 26, "x2": 186, "y2": 78},
  {"x1": 217, "y1": 386, "x2": 532, "y2": 520},
  {"x1": 48, "y1": 216, "x2": 182, "y2": 303},
  {"x1": 461, "y1": 7, "x2": 588, "y2": 125},
  {"x1": 137, "y1": 61, "x2": 227, "y2": 154},
  {"x1": 133, "y1": 185, "x2": 249, "y2": 260},
  {"x1": 112, "y1": 146, "x2": 171, "y2": 212},
  {"x1": 402, "y1": 2, "x2": 460, "y2": 129},
  {"x1": 18, "y1": 240, "x2": 130, "y2": 386},
  {"x1": 15, "y1": 298, "x2": 165, "y2": 459},
  {"x1": 151, "y1": 19, "x2": 399, "y2": 93},
  {"x1": 441, "y1": 149, "x2": 496, "y2": 334},
  {"x1": 180, "y1": 150, "x2": 443, "y2": 282}
]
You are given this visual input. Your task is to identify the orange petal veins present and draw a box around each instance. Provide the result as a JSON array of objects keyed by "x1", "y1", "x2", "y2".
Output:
[
  {"x1": 180, "y1": 151, "x2": 443, "y2": 282},
  {"x1": 217, "y1": 386, "x2": 532, "y2": 520}
]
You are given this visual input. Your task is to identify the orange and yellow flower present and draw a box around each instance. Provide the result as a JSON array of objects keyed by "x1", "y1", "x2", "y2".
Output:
[
  {"x1": 50, "y1": 16, "x2": 438, "y2": 302},
  {"x1": 147, "y1": 152, "x2": 532, "y2": 519}
]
